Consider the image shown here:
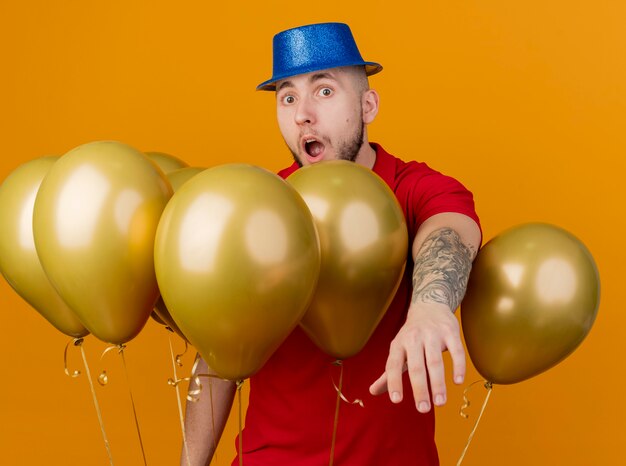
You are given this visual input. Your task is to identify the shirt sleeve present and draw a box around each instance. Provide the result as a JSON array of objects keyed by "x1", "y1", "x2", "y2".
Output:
[{"x1": 395, "y1": 161, "x2": 481, "y2": 240}]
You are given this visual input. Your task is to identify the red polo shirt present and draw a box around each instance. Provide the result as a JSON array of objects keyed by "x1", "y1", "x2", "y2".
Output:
[{"x1": 234, "y1": 144, "x2": 479, "y2": 465}]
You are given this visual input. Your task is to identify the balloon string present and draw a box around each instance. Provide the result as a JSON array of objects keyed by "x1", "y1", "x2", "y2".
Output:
[
  {"x1": 119, "y1": 346, "x2": 148, "y2": 466},
  {"x1": 98, "y1": 344, "x2": 124, "y2": 386},
  {"x1": 456, "y1": 380, "x2": 493, "y2": 466},
  {"x1": 167, "y1": 364, "x2": 222, "y2": 402},
  {"x1": 329, "y1": 361, "x2": 343, "y2": 466},
  {"x1": 71, "y1": 338, "x2": 115, "y2": 466},
  {"x1": 168, "y1": 334, "x2": 191, "y2": 466},
  {"x1": 208, "y1": 375, "x2": 218, "y2": 465},
  {"x1": 327, "y1": 360, "x2": 365, "y2": 466},
  {"x1": 165, "y1": 326, "x2": 189, "y2": 366},
  {"x1": 63, "y1": 337, "x2": 82, "y2": 378},
  {"x1": 331, "y1": 360, "x2": 364, "y2": 407},
  {"x1": 236, "y1": 380, "x2": 244, "y2": 466},
  {"x1": 175, "y1": 339, "x2": 188, "y2": 367}
]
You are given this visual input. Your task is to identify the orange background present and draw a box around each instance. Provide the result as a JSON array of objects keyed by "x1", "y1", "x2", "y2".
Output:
[{"x1": 0, "y1": 1, "x2": 624, "y2": 465}]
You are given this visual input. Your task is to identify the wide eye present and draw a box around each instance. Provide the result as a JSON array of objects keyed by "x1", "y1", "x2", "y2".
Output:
[
  {"x1": 319, "y1": 87, "x2": 332, "y2": 97},
  {"x1": 281, "y1": 94, "x2": 296, "y2": 105}
]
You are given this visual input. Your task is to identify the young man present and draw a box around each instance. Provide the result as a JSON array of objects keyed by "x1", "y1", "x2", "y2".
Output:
[{"x1": 183, "y1": 22, "x2": 481, "y2": 465}]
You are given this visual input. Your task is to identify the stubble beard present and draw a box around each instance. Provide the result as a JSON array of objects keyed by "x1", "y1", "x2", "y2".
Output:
[{"x1": 288, "y1": 121, "x2": 365, "y2": 168}]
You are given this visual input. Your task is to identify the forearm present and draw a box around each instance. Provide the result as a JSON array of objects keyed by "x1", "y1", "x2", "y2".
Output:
[
  {"x1": 182, "y1": 355, "x2": 236, "y2": 466},
  {"x1": 411, "y1": 226, "x2": 477, "y2": 313},
  {"x1": 370, "y1": 213, "x2": 480, "y2": 407}
]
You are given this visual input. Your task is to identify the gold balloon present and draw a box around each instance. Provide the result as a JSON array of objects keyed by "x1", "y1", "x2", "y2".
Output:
[
  {"x1": 146, "y1": 151, "x2": 188, "y2": 174},
  {"x1": 150, "y1": 309, "x2": 167, "y2": 326},
  {"x1": 0, "y1": 157, "x2": 88, "y2": 338},
  {"x1": 287, "y1": 161, "x2": 408, "y2": 359},
  {"x1": 151, "y1": 167, "x2": 205, "y2": 341},
  {"x1": 461, "y1": 223, "x2": 600, "y2": 384},
  {"x1": 33, "y1": 141, "x2": 173, "y2": 344},
  {"x1": 166, "y1": 167, "x2": 205, "y2": 192},
  {"x1": 152, "y1": 297, "x2": 188, "y2": 341},
  {"x1": 154, "y1": 164, "x2": 320, "y2": 380}
]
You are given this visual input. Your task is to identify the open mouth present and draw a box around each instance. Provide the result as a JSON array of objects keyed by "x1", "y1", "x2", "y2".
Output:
[{"x1": 303, "y1": 137, "x2": 325, "y2": 159}]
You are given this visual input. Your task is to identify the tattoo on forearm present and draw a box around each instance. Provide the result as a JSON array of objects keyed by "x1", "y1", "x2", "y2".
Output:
[{"x1": 411, "y1": 228, "x2": 476, "y2": 312}]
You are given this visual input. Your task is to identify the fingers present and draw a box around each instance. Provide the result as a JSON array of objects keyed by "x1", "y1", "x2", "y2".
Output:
[
  {"x1": 383, "y1": 342, "x2": 406, "y2": 403},
  {"x1": 369, "y1": 372, "x2": 388, "y2": 396},
  {"x1": 406, "y1": 343, "x2": 431, "y2": 412},
  {"x1": 369, "y1": 320, "x2": 467, "y2": 413},
  {"x1": 422, "y1": 343, "x2": 445, "y2": 410},
  {"x1": 447, "y1": 332, "x2": 466, "y2": 385},
  {"x1": 405, "y1": 337, "x2": 468, "y2": 413},
  {"x1": 372, "y1": 344, "x2": 441, "y2": 413},
  {"x1": 409, "y1": 334, "x2": 465, "y2": 413}
]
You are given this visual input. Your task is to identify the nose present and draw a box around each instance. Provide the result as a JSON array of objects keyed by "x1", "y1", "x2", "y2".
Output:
[{"x1": 294, "y1": 96, "x2": 315, "y2": 126}]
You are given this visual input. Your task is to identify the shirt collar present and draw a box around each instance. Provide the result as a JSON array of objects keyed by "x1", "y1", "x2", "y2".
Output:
[{"x1": 370, "y1": 143, "x2": 396, "y2": 188}]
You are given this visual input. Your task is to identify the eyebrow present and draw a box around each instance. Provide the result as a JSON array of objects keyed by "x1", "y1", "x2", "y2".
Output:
[
  {"x1": 276, "y1": 72, "x2": 338, "y2": 92},
  {"x1": 277, "y1": 80, "x2": 293, "y2": 92}
]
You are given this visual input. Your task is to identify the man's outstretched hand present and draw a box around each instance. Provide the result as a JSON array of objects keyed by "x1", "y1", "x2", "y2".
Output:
[{"x1": 369, "y1": 302, "x2": 466, "y2": 413}]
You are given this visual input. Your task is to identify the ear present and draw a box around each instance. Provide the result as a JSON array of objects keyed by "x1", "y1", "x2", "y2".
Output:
[{"x1": 361, "y1": 89, "x2": 380, "y2": 124}]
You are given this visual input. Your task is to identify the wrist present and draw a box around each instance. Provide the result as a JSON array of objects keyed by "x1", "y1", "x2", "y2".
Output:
[{"x1": 407, "y1": 300, "x2": 453, "y2": 319}]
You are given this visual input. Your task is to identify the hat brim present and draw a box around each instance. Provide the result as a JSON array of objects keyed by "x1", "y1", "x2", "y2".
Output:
[{"x1": 256, "y1": 62, "x2": 383, "y2": 91}]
